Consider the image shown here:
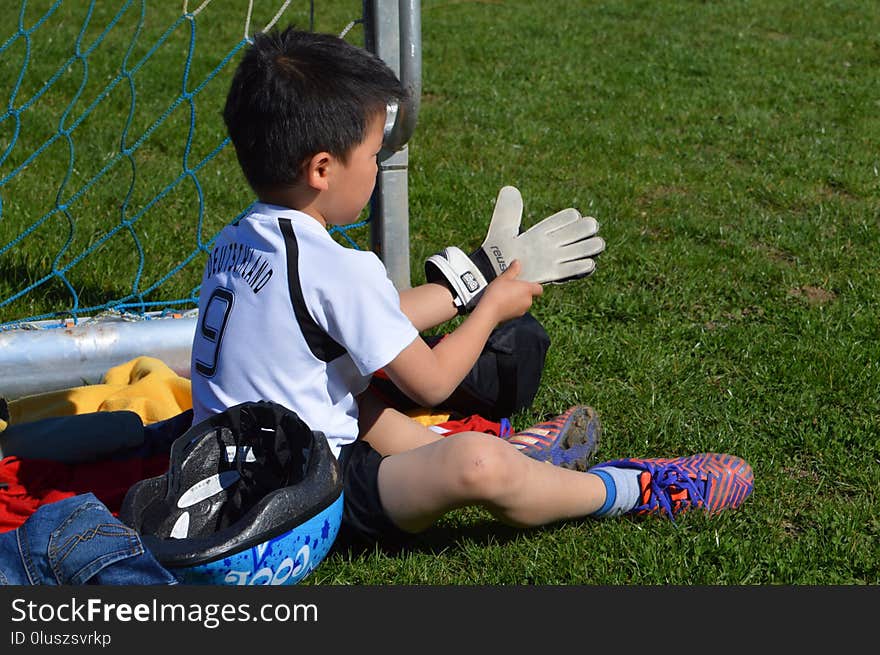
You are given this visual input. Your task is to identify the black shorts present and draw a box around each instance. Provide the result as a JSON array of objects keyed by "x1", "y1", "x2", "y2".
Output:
[{"x1": 335, "y1": 439, "x2": 411, "y2": 547}]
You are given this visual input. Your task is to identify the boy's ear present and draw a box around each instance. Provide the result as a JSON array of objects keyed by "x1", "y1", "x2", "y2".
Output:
[{"x1": 304, "y1": 152, "x2": 333, "y2": 191}]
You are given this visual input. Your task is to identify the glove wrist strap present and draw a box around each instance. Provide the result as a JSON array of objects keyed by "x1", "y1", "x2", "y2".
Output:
[
  {"x1": 469, "y1": 246, "x2": 503, "y2": 283},
  {"x1": 425, "y1": 247, "x2": 488, "y2": 314}
]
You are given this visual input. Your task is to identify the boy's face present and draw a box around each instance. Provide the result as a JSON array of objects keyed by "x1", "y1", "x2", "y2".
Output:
[{"x1": 323, "y1": 111, "x2": 386, "y2": 227}]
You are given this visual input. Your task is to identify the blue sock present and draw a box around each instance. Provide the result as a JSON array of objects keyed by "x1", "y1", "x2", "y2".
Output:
[{"x1": 590, "y1": 466, "x2": 642, "y2": 517}]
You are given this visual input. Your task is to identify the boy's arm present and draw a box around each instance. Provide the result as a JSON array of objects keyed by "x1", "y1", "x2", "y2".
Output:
[
  {"x1": 384, "y1": 261, "x2": 542, "y2": 407},
  {"x1": 398, "y1": 282, "x2": 459, "y2": 332}
]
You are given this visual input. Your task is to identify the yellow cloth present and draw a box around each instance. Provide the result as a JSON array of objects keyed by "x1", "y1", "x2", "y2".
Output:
[
  {"x1": 405, "y1": 408, "x2": 451, "y2": 427},
  {"x1": 2, "y1": 356, "x2": 192, "y2": 429}
]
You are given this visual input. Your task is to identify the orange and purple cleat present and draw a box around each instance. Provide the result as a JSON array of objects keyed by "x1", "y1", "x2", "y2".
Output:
[
  {"x1": 504, "y1": 405, "x2": 601, "y2": 471},
  {"x1": 597, "y1": 453, "x2": 754, "y2": 518}
]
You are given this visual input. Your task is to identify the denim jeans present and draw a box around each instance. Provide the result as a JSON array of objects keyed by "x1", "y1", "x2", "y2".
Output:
[{"x1": 0, "y1": 493, "x2": 177, "y2": 585}]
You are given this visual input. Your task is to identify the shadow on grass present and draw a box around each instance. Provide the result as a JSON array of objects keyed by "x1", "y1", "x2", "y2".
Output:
[{"x1": 330, "y1": 519, "x2": 546, "y2": 559}]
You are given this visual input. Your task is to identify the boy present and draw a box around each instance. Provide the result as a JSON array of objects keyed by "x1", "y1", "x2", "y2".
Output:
[{"x1": 191, "y1": 27, "x2": 753, "y2": 545}]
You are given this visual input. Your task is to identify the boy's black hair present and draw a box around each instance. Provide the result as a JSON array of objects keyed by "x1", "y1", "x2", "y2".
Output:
[{"x1": 223, "y1": 26, "x2": 407, "y2": 193}]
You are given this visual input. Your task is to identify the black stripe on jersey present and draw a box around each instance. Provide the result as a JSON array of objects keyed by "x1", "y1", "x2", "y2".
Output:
[{"x1": 279, "y1": 217, "x2": 346, "y2": 363}]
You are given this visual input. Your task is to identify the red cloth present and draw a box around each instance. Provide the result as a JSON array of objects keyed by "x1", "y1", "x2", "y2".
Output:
[
  {"x1": 428, "y1": 414, "x2": 505, "y2": 436},
  {"x1": 0, "y1": 455, "x2": 169, "y2": 534}
]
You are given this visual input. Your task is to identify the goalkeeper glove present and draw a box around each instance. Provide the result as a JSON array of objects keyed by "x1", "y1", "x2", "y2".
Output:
[{"x1": 425, "y1": 186, "x2": 606, "y2": 313}]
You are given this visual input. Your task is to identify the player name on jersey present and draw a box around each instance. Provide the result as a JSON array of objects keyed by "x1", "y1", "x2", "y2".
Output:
[{"x1": 204, "y1": 241, "x2": 274, "y2": 294}]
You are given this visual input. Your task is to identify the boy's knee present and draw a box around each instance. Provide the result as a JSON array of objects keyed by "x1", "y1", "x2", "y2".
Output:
[{"x1": 448, "y1": 433, "x2": 518, "y2": 500}]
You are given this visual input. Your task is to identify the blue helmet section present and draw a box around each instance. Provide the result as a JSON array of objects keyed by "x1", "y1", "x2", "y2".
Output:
[{"x1": 175, "y1": 494, "x2": 343, "y2": 585}]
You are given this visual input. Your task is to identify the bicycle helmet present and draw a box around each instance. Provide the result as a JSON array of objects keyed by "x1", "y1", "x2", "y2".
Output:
[{"x1": 120, "y1": 400, "x2": 343, "y2": 585}]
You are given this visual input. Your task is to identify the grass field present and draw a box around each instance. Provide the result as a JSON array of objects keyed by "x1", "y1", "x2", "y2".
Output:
[{"x1": 1, "y1": 0, "x2": 878, "y2": 584}]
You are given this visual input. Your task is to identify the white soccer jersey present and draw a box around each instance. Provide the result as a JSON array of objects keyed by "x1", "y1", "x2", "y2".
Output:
[{"x1": 190, "y1": 203, "x2": 419, "y2": 457}]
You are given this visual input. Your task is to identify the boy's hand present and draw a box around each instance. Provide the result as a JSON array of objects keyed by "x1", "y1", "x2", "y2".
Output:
[
  {"x1": 425, "y1": 186, "x2": 605, "y2": 313},
  {"x1": 474, "y1": 259, "x2": 543, "y2": 324}
]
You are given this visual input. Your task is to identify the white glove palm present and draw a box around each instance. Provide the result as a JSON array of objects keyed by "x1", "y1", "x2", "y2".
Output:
[
  {"x1": 425, "y1": 186, "x2": 606, "y2": 312},
  {"x1": 477, "y1": 185, "x2": 605, "y2": 283}
]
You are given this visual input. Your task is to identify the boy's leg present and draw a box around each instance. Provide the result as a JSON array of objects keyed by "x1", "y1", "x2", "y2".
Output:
[
  {"x1": 373, "y1": 431, "x2": 755, "y2": 534},
  {"x1": 376, "y1": 431, "x2": 608, "y2": 533},
  {"x1": 357, "y1": 391, "x2": 753, "y2": 534},
  {"x1": 357, "y1": 388, "x2": 444, "y2": 455}
]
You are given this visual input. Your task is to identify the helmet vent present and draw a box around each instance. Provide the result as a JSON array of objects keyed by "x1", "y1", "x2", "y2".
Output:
[{"x1": 170, "y1": 512, "x2": 190, "y2": 539}]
